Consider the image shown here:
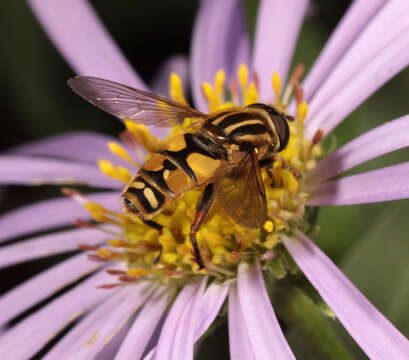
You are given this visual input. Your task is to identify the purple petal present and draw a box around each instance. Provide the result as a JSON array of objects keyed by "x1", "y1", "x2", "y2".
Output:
[
  {"x1": 301, "y1": 0, "x2": 386, "y2": 102},
  {"x1": 0, "y1": 155, "x2": 121, "y2": 188},
  {"x1": 155, "y1": 279, "x2": 206, "y2": 360},
  {"x1": 0, "y1": 253, "x2": 102, "y2": 327},
  {"x1": 151, "y1": 55, "x2": 189, "y2": 97},
  {"x1": 228, "y1": 286, "x2": 255, "y2": 360},
  {"x1": 27, "y1": 0, "x2": 146, "y2": 89},
  {"x1": 191, "y1": 0, "x2": 250, "y2": 111},
  {"x1": 0, "y1": 268, "x2": 117, "y2": 359},
  {"x1": 9, "y1": 132, "x2": 132, "y2": 166},
  {"x1": 306, "y1": 2, "x2": 409, "y2": 138},
  {"x1": 193, "y1": 281, "x2": 229, "y2": 339},
  {"x1": 0, "y1": 191, "x2": 119, "y2": 243},
  {"x1": 252, "y1": 0, "x2": 309, "y2": 103},
  {"x1": 308, "y1": 162, "x2": 409, "y2": 206},
  {"x1": 44, "y1": 283, "x2": 151, "y2": 360},
  {"x1": 308, "y1": 114, "x2": 409, "y2": 183},
  {"x1": 144, "y1": 281, "x2": 229, "y2": 360},
  {"x1": 237, "y1": 261, "x2": 295, "y2": 359},
  {"x1": 0, "y1": 227, "x2": 110, "y2": 269},
  {"x1": 283, "y1": 231, "x2": 409, "y2": 360},
  {"x1": 114, "y1": 290, "x2": 170, "y2": 360}
]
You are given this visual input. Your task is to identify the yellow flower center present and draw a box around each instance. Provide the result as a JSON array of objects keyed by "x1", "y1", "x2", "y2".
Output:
[{"x1": 77, "y1": 64, "x2": 323, "y2": 287}]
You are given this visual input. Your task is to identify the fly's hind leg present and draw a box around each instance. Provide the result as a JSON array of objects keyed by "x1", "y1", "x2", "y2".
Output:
[{"x1": 190, "y1": 183, "x2": 216, "y2": 270}]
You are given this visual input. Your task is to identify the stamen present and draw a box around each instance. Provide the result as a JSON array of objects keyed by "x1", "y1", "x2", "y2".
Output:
[
  {"x1": 126, "y1": 268, "x2": 149, "y2": 277},
  {"x1": 108, "y1": 142, "x2": 140, "y2": 167},
  {"x1": 106, "y1": 269, "x2": 126, "y2": 275},
  {"x1": 214, "y1": 70, "x2": 226, "y2": 102},
  {"x1": 244, "y1": 83, "x2": 258, "y2": 105},
  {"x1": 202, "y1": 82, "x2": 218, "y2": 112},
  {"x1": 229, "y1": 77, "x2": 239, "y2": 105},
  {"x1": 252, "y1": 70, "x2": 260, "y2": 93},
  {"x1": 238, "y1": 63, "x2": 248, "y2": 99},
  {"x1": 282, "y1": 63, "x2": 305, "y2": 106},
  {"x1": 124, "y1": 121, "x2": 161, "y2": 153},
  {"x1": 61, "y1": 187, "x2": 87, "y2": 204},
  {"x1": 78, "y1": 244, "x2": 99, "y2": 251},
  {"x1": 170, "y1": 73, "x2": 188, "y2": 105},
  {"x1": 272, "y1": 72, "x2": 282, "y2": 106}
]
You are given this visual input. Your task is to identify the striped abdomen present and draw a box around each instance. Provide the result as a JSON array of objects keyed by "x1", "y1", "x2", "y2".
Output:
[{"x1": 122, "y1": 131, "x2": 226, "y2": 219}]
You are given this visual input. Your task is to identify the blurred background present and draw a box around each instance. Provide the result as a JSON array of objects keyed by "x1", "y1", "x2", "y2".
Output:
[{"x1": 0, "y1": 1, "x2": 409, "y2": 359}]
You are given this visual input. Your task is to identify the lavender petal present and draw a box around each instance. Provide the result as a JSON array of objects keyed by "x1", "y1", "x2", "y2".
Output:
[
  {"x1": 44, "y1": 283, "x2": 151, "y2": 360},
  {"x1": 155, "y1": 279, "x2": 206, "y2": 360},
  {"x1": 0, "y1": 155, "x2": 121, "y2": 188},
  {"x1": 283, "y1": 231, "x2": 409, "y2": 360},
  {"x1": 0, "y1": 253, "x2": 102, "y2": 327},
  {"x1": 191, "y1": 0, "x2": 250, "y2": 111},
  {"x1": 193, "y1": 281, "x2": 229, "y2": 339},
  {"x1": 306, "y1": 2, "x2": 409, "y2": 137},
  {"x1": 308, "y1": 114, "x2": 409, "y2": 183},
  {"x1": 0, "y1": 227, "x2": 110, "y2": 269},
  {"x1": 308, "y1": 162, "x2": 409, "y2": 206},
  {"x1": 237, "y1": 262, "x2": 295, "y2": 359},
  {"x1": 301, "y1": 0, "x2": 386, "y2": 102},
  {"x1": 27, "y1": 0, "x2": 146, "y2": 89},
  {"x1": 114, "y1": 290, "x2": 170, "y2": 360},
  {"x1": 0, "y1": 268, "x2": 117, "y2": 359},
  {"x1": 0, "y1": 191, "x2": 119, "y2": 243},
  {"x1": 228, "y1": 285, "x2": 256, "y2": 360},
  {"x1": 252, "y1": 0, "x2": 309, "y2": 103},
  {"x1": 144, "y1": 281, "x2": 229, "y2": 360},
  {"x1": 9, "y1": 132, "x2": 131, "y2": 167},
  {"x1": 151, "y1": 55, "x2": 189, "y2": 98}
]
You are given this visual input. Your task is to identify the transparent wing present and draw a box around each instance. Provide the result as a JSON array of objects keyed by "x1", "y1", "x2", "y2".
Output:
[
  {"x1": 68, "y1": 76, "x2": 207, "y2": 127},
  {"x1": 216, "y1": 150, "x2": 267, "y2": 228}
]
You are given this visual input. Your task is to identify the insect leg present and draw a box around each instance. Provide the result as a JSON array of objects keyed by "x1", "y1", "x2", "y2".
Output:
[
  {"x1": 260, "y1": 154, "x2": 301, "y2": 180},
  {"x1": 141, "y1": 218, "x2": 163, "y2": 231},
  {"x1": 140, "y1": 218, "x2": 163, "y2": 264},
  {"x1": 190, "y1": 183, "x2": 216, "y2": 269}
]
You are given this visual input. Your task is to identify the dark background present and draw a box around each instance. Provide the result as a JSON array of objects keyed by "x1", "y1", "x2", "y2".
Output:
[{"x1": 1, "y1": 1, "x2": 409, "y2": 359}]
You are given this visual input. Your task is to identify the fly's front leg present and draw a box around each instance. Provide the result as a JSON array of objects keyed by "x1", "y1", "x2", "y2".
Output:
[
  {"x1": 190, "y1": 183, "x2": 216, "y2": 269},
  {"x1": 260, "y1": 154, "x2": 301, "y2": 180},
  {"x1": 141, "y1": 218, "x2": 163, "y2": 264}
]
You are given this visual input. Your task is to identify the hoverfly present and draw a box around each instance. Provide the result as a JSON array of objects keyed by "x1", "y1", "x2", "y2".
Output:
[{"x1": 68, "y1": 76, "x2": 293, "y2": 269}]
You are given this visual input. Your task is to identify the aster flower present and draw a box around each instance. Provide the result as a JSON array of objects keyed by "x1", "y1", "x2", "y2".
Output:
[{"x1": 1, "y1": 0, "x2": 409, "y2": 359}]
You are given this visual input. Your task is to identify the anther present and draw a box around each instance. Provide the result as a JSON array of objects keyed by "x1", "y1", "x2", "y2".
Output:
[
  {"x1": 78, "y1": 243, "x2": 99, "y2": 251},
  {"x1": 61, "y1": 187, "x2": 87, "y2": 204},
  {"x1": 106, "y1": 269, "x2": 126, "y2": 275}
]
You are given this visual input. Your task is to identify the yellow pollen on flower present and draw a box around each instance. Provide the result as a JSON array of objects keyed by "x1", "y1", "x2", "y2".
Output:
[
  {"x1": 108, "y1": 142, "x2": 139, "y2": 167},
  {"x1": 170, "y1": 73, "x2": 188, "y2": 105},
  {"x1": 214, "y1": 69, "x2": 226, "y2": 101},
  {"x1": 126, "y1": 268, "x2": 149, "y2": 277},
  {"x1": 124, "y1": 121, "x2": 161, "y2": 153},
  {"x1": 272, "y1": 72, "x2": 282, "y2": 106},
  {"x1": 263, "y1": 220, "x2": 274, "y2": 232},
  {"x1": 244, "y1": 82, "x2": 258, "y2": 105},
  {"x1": 98, "y1": 159, "x2": 130, "y2": 183},
  {"x1": 238, "y1": 63, "x2": 248, "y2": 97},
  {"x1": 297, "y1": 101, "x2": 308, "y2": 123},
  {"x1": 202, "y1": 81, "x2": 218, "y2": 112}
]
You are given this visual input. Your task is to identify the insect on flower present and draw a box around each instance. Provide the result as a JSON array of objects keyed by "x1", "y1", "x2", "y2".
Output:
[{"x1": 68, "y1": 76, "x2": 295, "y2": 269}]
